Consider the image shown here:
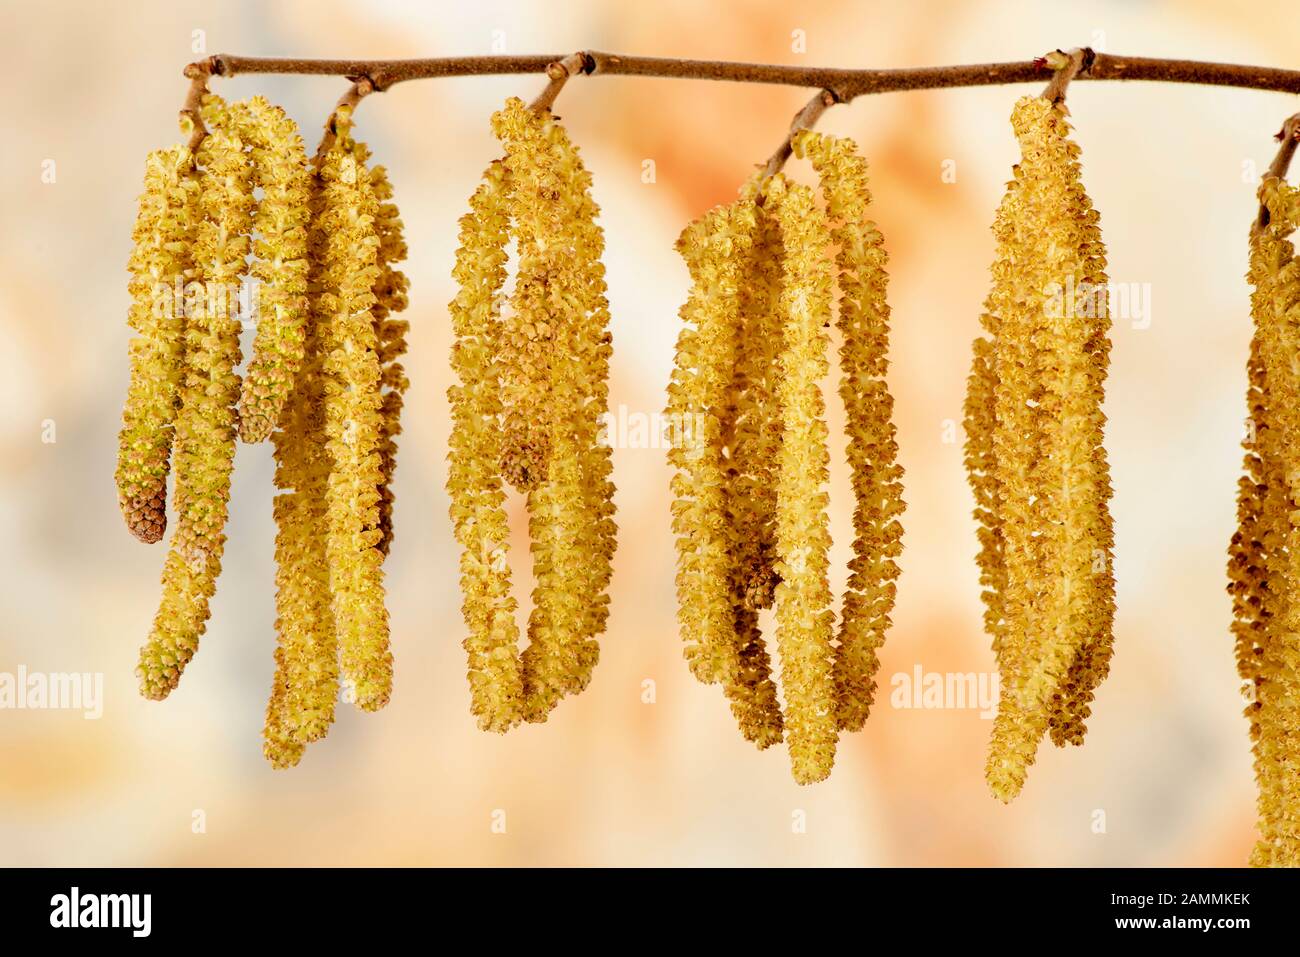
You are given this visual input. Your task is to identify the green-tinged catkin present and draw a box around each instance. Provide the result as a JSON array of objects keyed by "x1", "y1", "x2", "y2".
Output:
[
  {"x1": 116, "y1": 143, "x2": 200, "y2": 543},
  {"x1": 666, "y1": 205, "x2": 753, "y2": 687},
  {"x1": 314, "y1": 107, "x2": 391, "y2": 712},
  {"x1": 448, "y1": 158, "x2": 525, "y2": 733},
  {"x1": 979, "y1": 95, "x2": 1116, "y2": 801},
  {"x1": 1242, "y1": 176, "x2": 1300, "y2": 867},
  {"x1": 137, "y1": 95, "x2": 250, "y2": 699},
  {"x1": 262, "y1": 165, "x2": 339, "y2": 769},
  {"x1": 365, "y1": 158, "x2": 411, "y2": 558},
  {"x1": 766, "y1": 174, "x2": 839, "y2": 785},
  {"x1": 794, "y1": 130, "x2": 906, "y2": 733},
  {"x1": 231, "y1": 97, "x2": 312, "y2": 444}
]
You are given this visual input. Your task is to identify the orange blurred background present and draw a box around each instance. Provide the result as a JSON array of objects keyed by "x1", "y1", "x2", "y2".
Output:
[{"x1": 1, "y1": 0, "x2": 1293, "y2": 866}]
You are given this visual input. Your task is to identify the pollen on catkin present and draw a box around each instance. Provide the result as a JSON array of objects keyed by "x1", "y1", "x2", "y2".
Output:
[
  {"x1": 447, "y1": 158, "x2": 526, "y2": 733},
  {"x1": 366, "y1": 159, "x2": 411, "y2": 558},
  {"x1": 116, "y1": 142, "x2": 200, "y2": 544},
  {"x1": 231, "y1": 97, "x2": 312, "y2": 444},
  {"x1": 313, "y1": 106, "x2": 392, "y2": 713},
  {"x1": 137, "y1": 94, "x2": 251, "y2": 700},
  {"x1": 766, "y1": 173, "x2": 839, "y2": 786},
  {"x1": 794, "y1": 129, "x2": 905, "y2": 733},
  {"x1": 262, "y1": 157, "x2": 340, "y2": 768},
  {"x1": 1237, "y1": 174, "x2": 1300, "y2": 867},
  {"x1": 971, "y1": 95, "x2": 1117, "y2": 803},
  {"x1": 447, "y1": 99, "x2": 617, "y2": 731}
]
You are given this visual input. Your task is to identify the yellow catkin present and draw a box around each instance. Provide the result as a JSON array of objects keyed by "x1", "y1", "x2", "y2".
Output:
[
  {"x1": 116, "y1": 143, "x2": 200, "y2": 543},
  {"x1": 364, "y1": 157, "x2": 411, "y2": 558},
  {"x1": 493, "y1": 100, "x2": 556, "y2": 492},
  {"x1": 447, "y1": 158, "x2": 526, "y2": 733},
  {"x1": 721, "y1": 176, "x2": 787, "y2": 748},
  {"x1": 137, "y1": 95, "x2": 250, "y2": 699},
  {"x1": 1240, "y1": 176, "x2": 1300, "y2": 866},
  {"x1": 314, "y1": 107, "x2": 392, "y2": 712},
  {"x1": 262, "y1": 157, "x2": 341, "y2": 769},
  {"x1": 492, "y1": 98, "x2": 617, "y2": 721},
  {"x1": 978, "y1": 96, "x2": 1116, "y2": 802},
  {"x1": 766, "y1": 174, "x2": 839, "y2": 785},
  {"x1": 667, "y1": 188, "x2": 784, "y2": 748},
  {"x1": 540, "y1": 111, "x2": 618, "y2": 695},
  {"x1": 231, "y1": 97, "x2": 312, "y2": 444},
  {"x1": 795, "y1": 130, "x2": 906, "y2": 732},
  {"x1": 666, "y1": 205, "x2": 754, "y2": 686}
]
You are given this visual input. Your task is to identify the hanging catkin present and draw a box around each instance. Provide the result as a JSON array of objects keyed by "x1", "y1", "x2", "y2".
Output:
[
  {"x1": 766, "y1": 173, "x2": 840, "y2": 785},
  {"x1": 794, "y1": 129, "x2": 905, "y2": 732},
  {"x1": 262, "y1": 134, "x2": 340, "y2": 769},
  {"x1": 720, "y1": 177, "x2": 786, "y2": 749},
  {"x1": 367, "y1": 160, "x2": 411, "y2": 557},
  {"x1": 232, "y1": 97, "x2": 313, "y2": 444},
  {"x1": 313, "y1": 106, "x2": 392, "y2": 713},
  {"x1": 666, "y1": 203, "x2": 754, "y2": 686},
  {"x1": 116, "y1": 144, "x2": 200, "y2": 544},
  {"x1": 448, "y1": 158, "x2": 525, "y2": 732},
  {"x1": 137, "y1": 95, "x2": 251, "y2": 699},
  {"x1": 666, "y1": 188, "x2": 785, "y2": 748},
  {"x1": 1234, "y1": 174, "x2": 1300, "y2": 866},
  {"x1": 968, "y1": 94, "x2": 1116, "y2": 802},
  {"x1": 447, "y1": 98, "x2": 617, "y2": 730}
]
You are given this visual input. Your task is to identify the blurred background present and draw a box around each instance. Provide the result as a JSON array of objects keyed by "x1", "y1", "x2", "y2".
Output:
[{"x1": 0, "y1": 0, "x2": 1292, "y2": 866}]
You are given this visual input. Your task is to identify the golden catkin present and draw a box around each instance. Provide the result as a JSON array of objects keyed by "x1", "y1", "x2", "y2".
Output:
[
  {"x1": 137, "y1": 95, "x2": 250, "y2": 699},
  {"x1": 447, "y1": 158, "x2": 526, "y2": 733},
  {"x1": 720, "y1": 176, "x2": 787, "y2": 748},
  {"x1": 262, "y1": 161, "x2": 340, "y2": 769},
  {"x1": 666, "y1": 205, "x2": 755, "y2": 687},
  {"x1": 794, "y1": 130, "x2": 906, "y2": 732},
  {"x1": 116, "y1": 144, "x2": 200, "y2": 544},
  {"x1": 492, "y1": 100, "x2": 556, "y2": 492},
  {"x1": 1239, "y1": 176, "x2": 1300, "y2": 866},
  {"x1": 537, "y1": 110, "x2": 617, "y2": 695},
  {"x1": 367, "y1": 159, "x2": 411, "y2": 558},
  {"x1": 314, "y1": 107, "x2": 392, "y2": 712},
  {"x1": 976, "y1": 96, "x2": 1116, "y2": 802},
  {"x1": 231, "y1": 97, "x2": 312, "y2": 444},
  {"x1": 766, "y1": 174, "x2": 839, "y2": 785},
  {"x1": 491, "y1": 98, "x2": 617, "y2": 721}
]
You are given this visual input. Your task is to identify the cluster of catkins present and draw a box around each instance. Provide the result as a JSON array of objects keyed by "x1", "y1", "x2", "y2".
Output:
[
  {"x1": 446, "y1": 98, "x2": 617, "y2": 732},
  {"x1": 1230, "y1": 172, "x2": 1300, "y2": 867},
  {"x1": 665, "y1": 130, "x2": 906, "y2": 785},
  {"x1": 962, "y1": 95, "x2": 1116, "y2": 803},
  {"x1": 116, "y1": 94, "x2": 410, "y2": 767}
]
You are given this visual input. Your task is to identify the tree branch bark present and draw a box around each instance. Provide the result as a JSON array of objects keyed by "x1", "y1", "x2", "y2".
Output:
[{"x1": 193, "y1": 50, "x2": 1300, "y2": 98}]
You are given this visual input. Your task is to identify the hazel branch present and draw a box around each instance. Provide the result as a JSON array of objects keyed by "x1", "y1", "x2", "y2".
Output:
[
  {"x1": 192, "y1": 50, "x2": 1300, "y2": 98},
  {"x1": 529, "y1": 52, "x2": 592, "y2": 113},
  {"x1": 762, "y1": 89, "x2": 838, "y2": 180},
  {"x1": 314, "y1": 77, "x2": 375, "y2": 162},
  {"x1": 1041, "y1": 47, "x2": 1093, "y2": 104},
  {"x1": 179, "y1": 60, "x2": 212, "y2": 152},
  {"x1": 1255, "y1": 112, "x2": 1300, "y2": 234}
]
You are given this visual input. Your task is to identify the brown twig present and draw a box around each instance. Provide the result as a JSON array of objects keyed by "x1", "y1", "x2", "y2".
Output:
[
  {"x1": 1254, "y1": 112, "x2": 1300, "y2": 234},
  {"x1": 529, "y1": 52, "x2": 591, "y2": 113},
  {"x1": 179, "y1": 60, "x2": 212, "y2": 152},
  {"x1": 314, "y1": 77, "x2": 375, "y2": 163},
  {"x1": 761, "y1": 89, "x2": 838, "y2": 180},
  {"x1": 1041, "y1": 47, "x2": 1094, "y2": 104},
  {"x1": 193, "y1": 51, "x2": 1300, "y2": 98}
]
